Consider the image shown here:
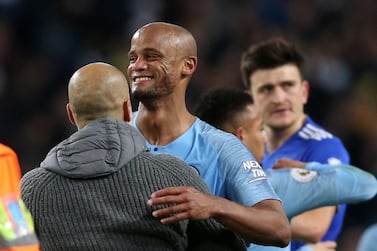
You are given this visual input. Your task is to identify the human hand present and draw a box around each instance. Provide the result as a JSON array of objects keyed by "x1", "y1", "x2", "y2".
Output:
[
  {"x1": 272, "y1": 158, "x2": 307, "y2": 169},
  {"x1": 147, "y1": 186, "x2": 218, "y2": 224},
  {"x1": 307, "y1": 241, "x2": 337, "y2": 251}
]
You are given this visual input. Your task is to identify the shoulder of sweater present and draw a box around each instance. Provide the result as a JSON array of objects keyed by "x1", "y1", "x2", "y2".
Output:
[
  {"x1": 131, "y1": 152, "x2": 208, "y2": 190},
  {"x1": 22, "y1": 167, "x2": 58, "y2": 188}
]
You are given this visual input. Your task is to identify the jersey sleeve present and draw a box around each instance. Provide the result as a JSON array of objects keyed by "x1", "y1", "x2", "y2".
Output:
[
  {"x1": 216, "y1": 136, "x2": 280, "y2": 206},
  {"x1": 266, "y1": 162, "x2": 377, "y2": 219}
]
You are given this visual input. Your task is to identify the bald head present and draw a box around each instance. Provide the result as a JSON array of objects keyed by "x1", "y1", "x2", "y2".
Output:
[
  {"x1": 67, "y1": 62, "x2": 130, "y2": 128},
  {"x1": 132, "y1": 22, "x2": 197, "y2": 58}
]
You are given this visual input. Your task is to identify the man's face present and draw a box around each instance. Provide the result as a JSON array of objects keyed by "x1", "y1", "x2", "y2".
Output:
[
  {"x1": 127, "y1": 27, "x2": 182, "y2": 101},
  {"x1": 249, "y1": 64, "x2": 308, "y2": 131},
  {"x1": 238, "y1": 104, "x2": 266, "y2": 163}
]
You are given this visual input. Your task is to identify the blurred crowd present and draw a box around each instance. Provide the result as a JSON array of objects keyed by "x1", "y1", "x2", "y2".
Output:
[{"x1": 0, "y1": 1, "x2": 376, "y2": 250}]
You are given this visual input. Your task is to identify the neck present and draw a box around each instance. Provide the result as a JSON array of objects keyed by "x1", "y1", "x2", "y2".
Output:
[
  {"x1": 135, "y1": 101, "x2": 195, "y2": 146},
  {"x1": 266, "y1": 114, "x2": 307, "y2": 152}
]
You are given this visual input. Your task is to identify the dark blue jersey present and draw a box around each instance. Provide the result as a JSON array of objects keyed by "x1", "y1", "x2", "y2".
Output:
[{"x1": 263, "y1": 117, "x2": 350, "y2": 251}]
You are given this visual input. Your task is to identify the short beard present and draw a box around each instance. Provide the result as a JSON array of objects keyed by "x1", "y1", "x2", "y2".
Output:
[{"x1": 132, "y1": 83, "x2": 175, "y2": 107}]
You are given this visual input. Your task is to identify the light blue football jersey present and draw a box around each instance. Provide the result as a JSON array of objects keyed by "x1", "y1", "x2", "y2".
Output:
[
  {"x1": 267, "y1": 163, "x2": 377, "y2": 219},
  {"x1": 262, "y1": 117, "x2": 350, "y2": 251},
  {"x1": 133, "y1": 113, "x2": 280, "y2": 207},
  {"x1": 133, "y1": 114, "x2": 282, "y2": 251}
]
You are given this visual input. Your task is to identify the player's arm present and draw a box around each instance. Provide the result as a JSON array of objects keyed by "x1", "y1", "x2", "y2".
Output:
[
  {"x1": 272, "y1": 158, "x2": 306, "y2": 169},
  {"x1": 148, "y1": 186, "x2": 290, "y2": 247},
  {"x1": 290, "y1": 206, "x2": 336, "y2": 242},
  {"x1": 266, "y1": 163, "x2": 377, "y2": 219},
  {"x1": 277, "y1": 139, "x2": 349, "y2": 243},
  {"x1": 305, "y1": 162, "x2": 377, "y2": 203},
  {"x1": 297, "y1": 241, "x2": 337, "y2": 251}
]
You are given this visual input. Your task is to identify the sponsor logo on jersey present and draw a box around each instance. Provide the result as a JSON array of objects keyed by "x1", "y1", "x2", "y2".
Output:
[
  {"x1": 242, "y1": 160, "x2": 267, "y2": 179},
  {"x1": 290, "y1": 168, "x2": 318, "y2": 183},
  {"x1": 299, "y1": 124, "x2": 333, "y2": 141},
  {"x1": 242, "y1": 160, "x2": 262, "y2": 170}
]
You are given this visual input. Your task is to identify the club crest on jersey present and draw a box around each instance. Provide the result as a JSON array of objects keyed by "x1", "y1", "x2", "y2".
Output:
[{"x1": 290, "y1": 168, "x2": 317, "y2": 183}]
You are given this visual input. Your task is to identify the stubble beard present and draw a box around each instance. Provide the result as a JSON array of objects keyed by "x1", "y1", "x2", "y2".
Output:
[{"x1": 131, "y1": 76, "x2": 175, "y2": 106}]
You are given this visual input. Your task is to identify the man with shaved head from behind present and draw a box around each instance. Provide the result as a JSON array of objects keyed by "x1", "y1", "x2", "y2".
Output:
[
  {"x1": 127, "y1": 22, "x2": 291, "y2": 250},
  {"x1": 21, "y1": 62, "x2": 246, "y2": 251}
]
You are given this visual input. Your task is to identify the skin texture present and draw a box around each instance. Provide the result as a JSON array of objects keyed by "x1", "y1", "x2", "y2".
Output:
[
  {"x1": 249, "y1": 63, "x2": 337, "y2": 244},
  {"x1": 250, "y1": 64, "x2": 308, "y2": 152},
  {"x1": 229, "y1": 104, "x2": 265, "y2": 164},
  {"x1": 67, "y1": 62, "x2": 132, "y2": 128},
  {"x1": 127, "y1": 22, "x2": 291, "y2": 247}
]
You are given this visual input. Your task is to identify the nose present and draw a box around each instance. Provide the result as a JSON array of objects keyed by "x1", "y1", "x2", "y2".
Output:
[{"x1": 271, "y1": 86, "x2": 286, "y2": 103}]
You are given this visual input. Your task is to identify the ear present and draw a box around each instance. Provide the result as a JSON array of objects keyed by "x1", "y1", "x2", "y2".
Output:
[
  {"x1": 182, "y1": 56, "x2": 197, "y2": 76},
  {"x1": 66, "y1": 103, "x2": 77, "y2": 126},
  {"x1": 233, "y1": 127, "x2": 243, "y2": 140},
  {"x1": 123, "y1": 100, "x2": 132, "y2": 123},
  {"x1": 302, "y1": 80, "x2": 310, "y2": 104}
]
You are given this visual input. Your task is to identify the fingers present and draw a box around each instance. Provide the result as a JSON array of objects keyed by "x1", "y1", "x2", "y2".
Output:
[
  {"x1": 148, "y1": 186, "x2": 196, "y2": 206},
  {"x1": 147, "y1": 194, "x2": 185, "y2": 206},
  {"x1": 272, "y1": 158, "x2": 307, "y2": 169},
  {"x1": 152, "y1": 204, "x2": 190, "y2": 224},
  {"x1": 147, "y1": 186, "x2": 192, "y2": 223},
  {"x1": 147, "y1": 186, "x2": 213, "y2": 223},
  {"x1": 323, "y1": 240, "x2": 337, "y2": 249},
  {"x1": 309, "y1": 241, "x2": 337, "y2": 251},
  {"x1": 150, "y1": 186, "x2": 195, "y2": 198}
]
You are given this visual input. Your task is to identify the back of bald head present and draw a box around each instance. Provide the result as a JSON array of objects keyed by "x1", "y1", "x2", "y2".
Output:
[
  {"x1": 68, "y1": 62, "x2": 129, "y2": 127},
  {"x1": 135, "y1": 22, "x2": 197, "y2": 58}
]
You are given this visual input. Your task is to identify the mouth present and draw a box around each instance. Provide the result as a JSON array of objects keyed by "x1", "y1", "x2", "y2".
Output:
[
  {"x1": 133, "y1": 76, "x2": 153, "y2": 83},
  {"x1": 272, "y1": 108, "x2": 289, "y2": 115}
]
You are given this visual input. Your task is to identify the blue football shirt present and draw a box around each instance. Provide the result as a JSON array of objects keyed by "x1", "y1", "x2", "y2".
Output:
[{"x1": 262, "y1": 116, "x2": 350, "y2": 251}]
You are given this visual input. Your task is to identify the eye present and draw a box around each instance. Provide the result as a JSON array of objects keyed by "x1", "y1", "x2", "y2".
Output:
[
  {"x1": 282, "y1": 81, "x2": 295, "y2": 90},
  {"x1": 146, "y1": 53, "x2": 161, "y2": 61},
  {"x1": 128, "y1": 55, "x2": 137, "y2": 63},
  {"x1": 259, "y1": 85, "x2": 273, "y2": 94}
]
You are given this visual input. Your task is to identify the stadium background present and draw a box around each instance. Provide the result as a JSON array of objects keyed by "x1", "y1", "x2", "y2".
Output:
[{"x1": 0, "y1": 1, "x2": 376, "y2": 250}]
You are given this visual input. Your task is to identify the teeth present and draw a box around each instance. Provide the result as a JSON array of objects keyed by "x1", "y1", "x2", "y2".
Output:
[{"x1": 134, "y1": 76, "x2": 152, "y2": 82}]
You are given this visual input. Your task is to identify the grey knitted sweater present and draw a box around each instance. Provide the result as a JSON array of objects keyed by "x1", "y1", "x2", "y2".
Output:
[{"x1": 21, "y1": 118, "x2": 245, "y2": 251}]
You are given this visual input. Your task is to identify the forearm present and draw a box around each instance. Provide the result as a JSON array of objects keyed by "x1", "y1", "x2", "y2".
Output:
[
  {"x1": 212, "y1": 198, "x2": 290, "y2": 247},
  {"x1": 267, "y1": 163, "x2": 377, "y2": 220},
  {"x1": 291, "y1": 206, "x2": 335, "y2": 242},
  {"x1": 148, "y1": 186, "x2": 290, "y2": 247},
  {"x1": 305, "y1": 162, "x2": 377, "y2": 203}
]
